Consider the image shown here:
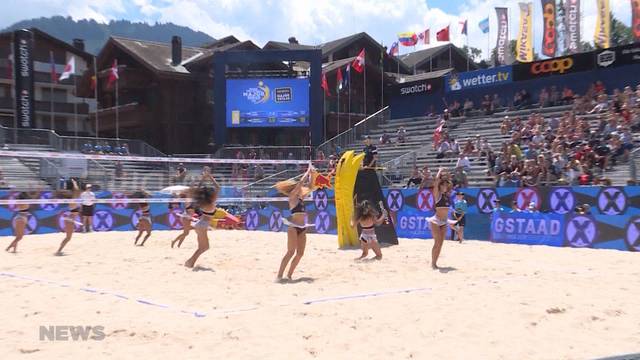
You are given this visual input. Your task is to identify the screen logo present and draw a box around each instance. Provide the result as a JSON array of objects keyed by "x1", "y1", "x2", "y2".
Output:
[
  {"x1": 242, "y1": 81, "x2": 270, "y2": 104},
  {"x1": 531, "y1": 58, "x2": 573, "y2": 74}
]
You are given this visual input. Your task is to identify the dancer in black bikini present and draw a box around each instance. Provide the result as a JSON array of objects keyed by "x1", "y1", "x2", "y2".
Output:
[
  {"x1": 184, "y1": 176, "x2": 220, "y2": 268},
  {"x1": 133, "y1": 191, "x2": 153, "y2": 246},
  {"x1": 5, "y1": 192, "x2": 30, "y2": 253},
  {"x1": 275, "y1": 167, "x2": 313, "y2": 282},
  {"x1": 56, "y1": 179, "x2": 81, "y2": 255},
  {"x1": 351, "y1": 199, "x2": 387, "y2": 260},
  {"x1": 427, "y1": 168, "x2": 455, "y2": 269}
]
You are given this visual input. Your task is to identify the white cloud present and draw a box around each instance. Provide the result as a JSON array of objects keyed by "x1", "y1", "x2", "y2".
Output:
[{"x1": 0, "y1": 0, "x2": 634, "y2": 59}]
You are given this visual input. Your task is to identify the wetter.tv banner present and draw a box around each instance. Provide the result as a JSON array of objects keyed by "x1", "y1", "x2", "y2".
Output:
[
  {"x1": 226, "y1": 78, "x2": 310, "y2": 128},
  {"x1": 445, "y1": 66, "x2": 513, "y2": 92}
]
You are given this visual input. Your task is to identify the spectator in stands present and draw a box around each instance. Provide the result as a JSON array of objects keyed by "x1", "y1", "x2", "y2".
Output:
[
  {"x1": 452, "y1": 167, "x2": 468, "y2": 188},
  {"x1": 328, "y1": 155, "x2": 337, "y2": 175},
  {"x1": 549, "y1": 86, "x2": 560, "y2": 106},
  {"x1": 0, "y1": 169, "x2": 6, "y2": 188},
  {"x1": 442, "y1": 108, "x2": 450, "y2": 122},
  {"x1": 589, "y1": 94, "x2": 609, "y2": 114},
  {"x1": 115, "y1": 161, "x2": 124, "y2": 180},
  {"x1": 379, "y1": 131, "x2": 391, "y2": 145},
  {"x1": 463, "y1": 98, "x2": 474, "y2": 117},
  {"x1": 175, "y1": 163, "x2": 187, "y2": 183},
  {"x1": 491, "y1": 94, "x2": 501, "y2": 112},
  {"x1": 362, "y1": 136, "x2": 378, "y2": 168},
  {"x1": 396, "y1": 126, "x2": 407, "y2": 143},
  {"x1": 594, "y1": 80, "x2": 606, "y2": 95},
  {"x1": 405, "y1": 166, "x2": 422, "y2": 188},
  {"x1": 500, "y1": 116, "x2": 511, "y2": 135},
  {"x1": 254, "y1": 164, "x2": 264, "y2": 181},
  {"x1": 436, "y1": 139, "x2": 451, "y2": 159},
  {"x1": 462, "y1": 139, "x2": 475, "y2": 156},
  {"x1": 561, "y1": 87, "x2": 575, "y2": 104},
  {"x1": 450, "y1": 138, "x2": 460, "y2": 156},
  {"x1": 449, "y1": 100, "x2": 461, "y2": 117},
  {"x1": 481, "y1": 95, "x2": 492, "y2": 115},
  {"x1": 538, "y1": 87, "x2": 550, "y2": 108},
  {"x1": 121, "y1": 143, "x2": 130, "y2": 155},
  {"x1": 456, "y1": 153, "x2": 471, "y2": 172},
  {"x1": 419, "y1": 166, "x2": 433, "y2": 189},
  {"x1": 316, "y1": 150, "x2": 326, "y2": 162}
]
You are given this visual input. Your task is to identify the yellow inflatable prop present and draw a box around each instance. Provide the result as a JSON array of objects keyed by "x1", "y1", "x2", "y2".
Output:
[{"x1": 334, "y1": 151, "x2": 364, "y2": 248}]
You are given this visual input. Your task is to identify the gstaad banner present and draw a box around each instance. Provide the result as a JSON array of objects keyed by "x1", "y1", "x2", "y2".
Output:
[
  {"x1": 13, "y1": 29, "x2": 35, "y2": 129},
  {"x1": 512, "y1": 52, "x2": 595, "y2": 80},
  {"x1": 445, "y1": 66, "x2": 512, "y2": 92},
  {"x1": 393, "y1": 77, "x2": 443, "y2": 97},
  {"x1": 491, "y1": 211, "x2": 565, "y2": 246},
  {"x1": 596, "y1": 43, "x2": 640, "y2": 68}
]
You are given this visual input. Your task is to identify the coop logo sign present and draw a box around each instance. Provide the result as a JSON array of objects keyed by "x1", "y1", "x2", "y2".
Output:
[{"x1": 531, "y1": 58, "x2": 573, "y2": 74}]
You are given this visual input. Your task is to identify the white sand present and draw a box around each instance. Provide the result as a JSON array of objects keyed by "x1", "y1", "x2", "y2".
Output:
[{"x1": 0, "y1": 230, "x2": 639, "y2": 360}]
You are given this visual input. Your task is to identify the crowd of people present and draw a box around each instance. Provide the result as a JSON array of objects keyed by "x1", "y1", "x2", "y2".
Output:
[{"x1": 81, "y1": 142, "x2": 130, "y2": 156}]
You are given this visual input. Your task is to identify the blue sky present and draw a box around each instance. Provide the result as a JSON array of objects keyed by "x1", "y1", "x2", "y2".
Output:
[{"x1": 0, "y1": 0, "x2": 633, "y2": 59}]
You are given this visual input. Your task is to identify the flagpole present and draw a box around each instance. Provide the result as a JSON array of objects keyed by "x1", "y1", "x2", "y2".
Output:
[
  {"x1": 363, "y1": 57, "x2": 367, "y2": 116},
  {"x1": 50, "y1": 51, "x2": 54, "y2": 130},
  {"x1": 50, "y1": 72, "x2": 54, "y2": 130},
  {"x1": 466, "y1": 34, "x2": 470, "y2": 71},
  {"x1": 348, "y1": 69, "x2": 351, "y2": 128},
  {"x1": 94, "y1": 57, "x2": 99, "y2": 138},
  {"x1": 115, "y1": 70, "x2": 119, "y2": 140},
  {"x1": 74, "y1": 75, "x2": 78, "y2": 145},
  {"x1": 337, "y1": 77, "x2": 340, "y2": 136},
  {"x1": 380, "y1": 47, "x2": 384, "y2": 110},
  {"x1": 323, "y1": 90, "x2": 326, "y2": 141}
]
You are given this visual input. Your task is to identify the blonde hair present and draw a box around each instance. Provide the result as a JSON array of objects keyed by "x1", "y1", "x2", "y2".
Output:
[{"x1": 274, "y1": 179, "x2": 312, "y2": 197}]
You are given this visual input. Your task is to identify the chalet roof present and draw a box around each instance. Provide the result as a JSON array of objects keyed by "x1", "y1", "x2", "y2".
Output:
[
  {"x1": 263, "y1": 40, "x2": 317, "y2": 51},
  {"x1": 395, "y1": 68, "x2": 454, "y2": 83},
  {"x1": 398, "y1": 43, "x2": 477, "y2": 70},
  {"x1": 0, "y1": 27, "x2": 93, "y2": 62}
]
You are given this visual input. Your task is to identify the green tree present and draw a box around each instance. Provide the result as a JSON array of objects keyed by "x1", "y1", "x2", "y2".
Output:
[
  {"x1": 610, "y1": 13, "x2": 633, "y2": 47},
  {"x1": 461, "y1": 45, "x2": 483, "y2": 62}
]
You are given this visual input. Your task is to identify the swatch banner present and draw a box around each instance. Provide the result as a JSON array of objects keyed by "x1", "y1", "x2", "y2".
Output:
[
  {"x1": 495, "y1": 7, "x2": 510, "y2": 65},
  {"x1": 594, "y1": 0, "x2": 611, "y2": 48},
  {"x1": 541, "y1": 0, "x2": 557, "y2": 57},
  {"x1": 632, "y1": 0, "x2": 640, "y2": 41},
  {"x1": 516, "y1": 2, "x2": 534, "y2": 63},
  {"x1": 564, "y1": 0, "x2": 581, "y2": 53},
  {"x1": 12, "y1": 29, "x2": 35, "y2": 129}
]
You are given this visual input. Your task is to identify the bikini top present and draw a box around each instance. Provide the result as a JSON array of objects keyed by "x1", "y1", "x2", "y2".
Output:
[
  {"x1": 435, "y1": 193, "x2": 451, "y2": 208},
  {"x1": 290, "y1": 199, "x2": 305, "y2": 214},
  {"x1": 140, "y1": 204, "x2": 150, "y2": 215},
  {"x1": 200, "y1": 208, "x2": 217, "y2": 217},
  {"x1": 361, "y1": 224, "x2": 375, "y2": 230}
]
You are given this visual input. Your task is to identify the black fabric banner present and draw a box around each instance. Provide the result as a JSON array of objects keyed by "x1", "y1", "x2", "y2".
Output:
[
  {"x1": 13, "y1": 29, "x2": 35, "y2": 129},
  {"x1": 564, "y1": 0, "x2": 581, "y2": 54},
  {"x1": 541, "y1": 0, "x2": 557, "y2": 57},
  {"x1": 495, "y1": 7, "x2": 510, "y2": 66},
  {"x1": 354, "y1": 169, "x2": 398, "y2": 245},
  {"x1": 392, "y1": 77, "x2": 443, "y2": 97},
  {"x1": 512, "y1": 52, "x2": 595, "y2": 81},
  {"x1": 596, "y1": 43, "x2": 640, "y2": 68}
]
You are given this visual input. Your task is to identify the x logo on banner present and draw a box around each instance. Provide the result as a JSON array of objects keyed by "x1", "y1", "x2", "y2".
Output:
[
  {"x1": 168, "y1": 211, "x2": 183, "y2": 230},
  {"x1": 417, "y1": 189, "x2": 434, "y2": 212},
  {"x1": 552, "y1": 191, "x2": 572, "y2": 212},
  {"x1": 40, "y1": 192, "x2": 58, "y2": 211},
  {"x1": 314, "y1": 191, "x2": 328, "y2": 210},
  {"x1": 270, "y1": 211, "x2": 282, "y2": 232},
  {"x1": 315, "y1": 212, "x2": 330, "y2": 233},
  {"x1": 246, "y1": 210, "x2": 259, "y2": 230},
  {"x1": 94, "y1": 211, "x2": 113, "y2": 231},
  {"x1": 570, "y1": 219, "x2": 593, "y2": 247},
  {"x1": 517, "y1": 189, "x2": 537, "y2": 210},
  {"x1": 602, "y1": 190, "x2": 622, "y2": 213},
  {"x1": 478, "y1": 189, "x2": 496, "y2": 213},
  {"x1": 387, "y1": 190, "x2": 403, "y2": 212}
]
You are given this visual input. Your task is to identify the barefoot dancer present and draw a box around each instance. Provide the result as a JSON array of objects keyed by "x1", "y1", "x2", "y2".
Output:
[
  {"x1": 351, "y1": 199, "x2": 387, "y2": 260},
  {"x1": 133, "y1": 191, "x2": 152, "y2": 246},
  {"x1": 171, "y1": 193, "x2": 196, "y2": 248},
  {"x1": 5, "y1": 192, "x2": 30, "y2": 253},
  {"x1": 56, "y1": 180, "x2": 82, "y2": 255},
  {"x1": 427, "y1": 168, "x2": 455, "y2": 269},
  {"x1": 275, "y1": 167, "x2": 313, "y2": 281},
  {"x1": 184, "y1": 176, "x2": 220, "y2": 268}
]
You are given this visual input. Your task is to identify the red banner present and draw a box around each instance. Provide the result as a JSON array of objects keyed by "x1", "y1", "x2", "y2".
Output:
[
  {"x1": 541, "y1": 0, "x2": 557, "y2": 57},
  {"x1": 633, "y1": 0, "x2": 640, "y2": 41}
]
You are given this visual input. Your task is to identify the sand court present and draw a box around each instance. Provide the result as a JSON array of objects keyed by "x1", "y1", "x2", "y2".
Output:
[{"x1": 1, "y1": 230, "x2": 639, "y2": 359}]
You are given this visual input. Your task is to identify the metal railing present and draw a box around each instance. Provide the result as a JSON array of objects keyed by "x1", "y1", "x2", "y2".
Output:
[
  {"x1": 631, "y1": 148, "x2": 639, "y2": 184},
  {"x1": 317, "y1": 106, "x2": 390, "y2": 157},
  {"x1": 0, "y1": 124, "x2": 166, "y2": 157},
  {"x1": 380, "y1": 146, "x2": 420, "y2": 187}
]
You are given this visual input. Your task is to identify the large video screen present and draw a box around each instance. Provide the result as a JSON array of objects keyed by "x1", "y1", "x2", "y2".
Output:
[{"x1": 226, "y1": 78, "x2": 310, "y2": 128}]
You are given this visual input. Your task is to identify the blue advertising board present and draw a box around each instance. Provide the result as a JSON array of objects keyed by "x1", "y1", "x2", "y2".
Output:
[
  {"x1": 444, "y1": 66, "x2": 513, "y2": 93},
  {"x1": 226, "y1": 78, "x2": 310, "y2": 127},
  {"x1": 491, "y1": 211, "x2": 565, "y2": 246}
]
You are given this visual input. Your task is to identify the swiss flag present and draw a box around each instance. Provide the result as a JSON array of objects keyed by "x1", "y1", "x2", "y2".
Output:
[
  {"x1": 352, "y1": 49, "x2": 365, "y2": 73},
  {"x1": 107, "y1": 59, "x2": 119, "y2": 89},
  {"x1": 436, "y1": 26, "x2": 450, "y2": 42},
  {"x1": 321, "y1": 72, "x2": 330, "y2": 96}
]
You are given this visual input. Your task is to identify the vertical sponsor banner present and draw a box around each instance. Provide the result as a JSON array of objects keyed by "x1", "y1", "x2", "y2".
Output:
[
  {"x1": 541, "y1": 0, "x2": 557, "y2": 57},
  {"x1": 13, "y1": 29, "x2": 35, "y2": 129},
  {"x1": 594, "y1": 0, "x2": 611, "y2": 49},
  {"x1": 516, "y1": 2, "x2": 534, "y2": 63},
  {"x1": 564, "y1": 0, "x2": 581, "y2": 53},
  {"x1": 632, "y1": 0, "x2": 640, "y2": 41},
  {"x1": 495, "y1": 7, "x2": 510, "y2": 65}
]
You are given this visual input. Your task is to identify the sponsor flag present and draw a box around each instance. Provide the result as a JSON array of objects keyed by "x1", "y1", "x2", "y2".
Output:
[
  {"x1": 495, "y1": 7, "x2": 510, "y2": 65},
  {"x1": 594, "y1": 0, "x2": 611, "y2": 48},
  {"x1": 6, "y1": 53, "x2": 12, "y2": 79},
  {"x1": 336, "y1": 67, "x2": 343, "y2": 91},
  {"x1": 107, "y1": 59, "x2": 119, "y2": 89},
  {"x1": 398, "y1": 32, "x2": 418, "y2": 46},
  {"x1": 352, "y1": 49, "x2": 365, "y2": 73},
  {"x1": 516, "y1": 2, "x2": 534, "y2": 63},
  {"x1": 436, "y1": 25, "x2": 450, "y2": 41},
  {"x1": 541, "y1": 0, "x2": 557, "y2": 57},
  {"x1": 344, "y1": 63, "x2": 350, "y2": 89},
  {"x1": 564, "y1": 0, "x2": 581, "y2": 53},
  {"x1": 49, "y1": 51, "x2": 57, "y2": 83},
  {"x1": 321, "y1": 72, "x2": 330, "y2": 96},
  {"x1": 388, "y1": 41, "x2": 399, "y2": 56},
  {"x1": 479, "y1": 17, "x2": 490, "y2": 34},
  {"x1": 90, "y1": 75, "x2": 97, "y2": 91},
  {"x1": 460, "y1": 20, "x2": 468, "y2": 35},
  {"x1": 58, "y1": 56, "x2": 75, "y2": 81},
  {"x1": 632, "y1": 0, "x2": 640, "y2": 41}
]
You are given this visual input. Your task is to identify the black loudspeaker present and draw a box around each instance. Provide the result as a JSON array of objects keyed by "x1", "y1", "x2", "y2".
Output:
[{"x1": 354, "y1": 169, "x2": 399, "y2": 245}]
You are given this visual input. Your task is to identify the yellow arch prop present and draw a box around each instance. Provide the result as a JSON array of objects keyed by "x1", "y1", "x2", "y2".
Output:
[{"x1": 334, "y1": 151, "x2": 364, "y2": 248}]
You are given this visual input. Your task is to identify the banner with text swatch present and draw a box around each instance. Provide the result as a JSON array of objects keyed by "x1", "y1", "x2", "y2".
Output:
[
  {"x1": 495, "y1": 7, "x2": 510, "y2": 65},
  {"x1": 564, "y1": 0, "x2": 581, "y2": 54}
]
